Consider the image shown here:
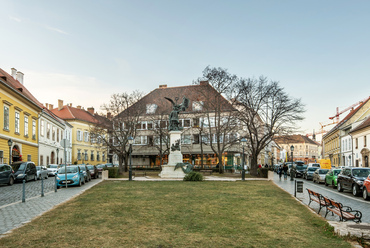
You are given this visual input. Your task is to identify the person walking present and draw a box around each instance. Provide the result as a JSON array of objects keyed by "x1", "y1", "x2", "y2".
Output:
[
  {"x1": 278, "y1": 165, "x2": 283, "y2": 180},
  {"x1": 283, "y1": 163, "x2": 288, "y2": 180}
]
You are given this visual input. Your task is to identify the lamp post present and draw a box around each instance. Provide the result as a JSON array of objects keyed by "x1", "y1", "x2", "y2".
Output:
[
  {"x1": 241, "y1": 138, "x2": 247, "y2": 181},
  {"x1": 128, "y1": 136, "x2": 134, "y2": 181},
  {"x1": 290, "y1": 145, "x2": 294, "y2": 181},
  {"x1": 56, "y1": 148, "x2": 59, "y2": 165},
  {"x1": 8, "y1": 139, "x2": 13, "y2": 164}
]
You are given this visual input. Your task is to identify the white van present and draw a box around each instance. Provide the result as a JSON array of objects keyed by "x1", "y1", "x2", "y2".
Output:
[{"x1": 307, "y1": 163, "x2": 320, "y2": 168}]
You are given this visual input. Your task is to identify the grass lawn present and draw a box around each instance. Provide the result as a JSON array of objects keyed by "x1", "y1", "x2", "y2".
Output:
[{"x1": 0, "y1": 181, "x2": 351, "y2": 248}]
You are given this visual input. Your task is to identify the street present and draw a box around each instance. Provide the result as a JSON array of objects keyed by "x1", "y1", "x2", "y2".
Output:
[
  {"x1": 0, "y1": 177, "x2": 56, "y2": 207},
  {"x1": 273, "y1": 172, "x2": 370, "y2": 223}
]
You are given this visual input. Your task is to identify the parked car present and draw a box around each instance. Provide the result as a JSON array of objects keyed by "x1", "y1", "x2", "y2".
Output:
[
  {"x1": 337, "y1": 167, "x2": 370, "y2": 196},
  {"x1": 97, "y1": 164, "x2": 107, "y2": 173},
  {"x1": 36, "y1": 166, "x2": 49, "y2": 180},
  {"x1": 56, "y1": 165, "x2": 85, "y2": 188},
  {"x1": 324, "y1": 168, "x2": 342, "y2": 188},
  {"x1": 105, "y1": 163, "x2": 115, "y2": 168},
  {"x1": 47, "y1": 164, "x2": 61, "y2": 176},
  {"x1": 290, "y1": 163, "x2": 307, "y2": 178},
  {"x1": 11, "y1": 161, "x2": 37, "y2": 182},
  {"x1": 78, "y1": 165, "x2": 91, "y2": 182},
  {"x1": 0, "y1": 164, "x2": 15, "y2": 185},
  {"x1": 303, "y1": 167, "x2": 318, "y2": 180},
  {"x1": 86, "y1": 165, "x2": 99, "y2": 179},
  {"x1": 312, "y1": 168, "x2": 329, "y2": 184},
  {"x1": 363, "y1": 175, "x2": 370, "y2": 200},
  {"x1": 307, "y1": 163, "x2": 320, "y2": 168}
]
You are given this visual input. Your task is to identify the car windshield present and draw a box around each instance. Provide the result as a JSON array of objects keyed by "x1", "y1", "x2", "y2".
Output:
[
  {"x1": 296, "y1": 165, "x2": 307, "y2": 170},
  {"x1": 311, "y1": 164, "x2": 320, "y2": 167},
  {"x1": 333, "y1": 170, "x2": 341, "y2": 176},
  {"x1": 97, "y1": 165, "x2": 105, "y2": 168},
  {"x1": 319, "y1": 169, "x2": 329, "y2": 174},
  {"x1": 87, "y1": 166, "x2": 94, "y2": 170},
  {"x1": 308, "y1": 168, "x2": 317, "y2": 171},
  {"x1": 11, "y1": 162, "x2": 26, "y2": 172},
  {"x1": 79, "y1": 166, "x2": 86, "y2": 171},
  {"x1": 58, "y1": 167, "x2": 78, "y2": 174},
  {"x1": 36, "y1": 166, "x2": 41, "y2": 171},
  {"x1": 49, "y1": 165, "x2": 58, "y2": 169},
  {"x1": 352, "y1": 169, "x2": 370, "y2": 177}
]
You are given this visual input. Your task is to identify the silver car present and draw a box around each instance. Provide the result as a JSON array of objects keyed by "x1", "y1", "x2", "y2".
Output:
[
  {"x1": 47, "y1": 164, "x2": 60, "y2": 176},
  {"x1": 36, "y1": 166, "x2": 49, "y2": 180},
  {"x1": 312, "y1": 169, "x2": 329, "y2": 184}
]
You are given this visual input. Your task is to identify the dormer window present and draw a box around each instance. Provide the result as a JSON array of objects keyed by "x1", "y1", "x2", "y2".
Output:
[
  {"x1": 192, "y1": 101, "x2": 203, "y2": 111},
  {"x1": 146, "y1": 104, "x2": 157, "y2": 114}
]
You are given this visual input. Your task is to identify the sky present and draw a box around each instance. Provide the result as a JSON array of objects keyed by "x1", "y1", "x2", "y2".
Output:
[{"x1": 1, "y1": 0, "x2": 370, "y2": 140}]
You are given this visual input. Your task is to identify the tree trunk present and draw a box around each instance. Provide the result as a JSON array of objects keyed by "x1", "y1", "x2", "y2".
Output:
[
  {"x1": 250, "y1": 155, "x2": 259, "y2": 176},
  {"x1": 218, "y1": 153, "x2": 224, "y2": 174}
]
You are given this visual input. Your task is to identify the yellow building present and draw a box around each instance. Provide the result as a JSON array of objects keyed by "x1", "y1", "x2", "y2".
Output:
[
  {"x1": 0, "y1": 68, "x2": 42, "y2": 165},
  {"x1": 51, "y1": 101, "x2": 108, "y2": 165}
]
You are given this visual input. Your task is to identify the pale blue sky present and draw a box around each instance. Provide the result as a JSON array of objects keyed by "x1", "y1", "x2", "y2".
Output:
[{"x1": 1, "y1": 0, "x2": 370, "y2": 138}]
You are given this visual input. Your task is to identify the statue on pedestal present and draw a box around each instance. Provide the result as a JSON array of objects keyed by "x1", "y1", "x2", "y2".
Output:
[{"x1": 164, "y1": 96, "x2": 189, "y2": 131}]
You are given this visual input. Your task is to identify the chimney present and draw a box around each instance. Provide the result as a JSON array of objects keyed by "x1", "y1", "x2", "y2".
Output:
[
  {"x1": 11, "y1": 68, "x2": 17, "y2": 78},
  {"x1": 107, "y1": 112, "x2": 112, "y2": 119},
  {"x1": 49, "y1": 104, "x2": 54, "y2": 110},
  {"x1": 87, "y1": 107, "x2": 94, "y2": 115},
  {"x1": 16, "y1": 71, "x2": 24, "y2": 84},
  {"x1": 77, "y1": 105, "x2": 81, "y2": 109},
  {"x1": 45, "y1": 103, "x2": 49, "y2": 109},
  {"x1": 159, "y1": 84, "x2": 167, "y2": 89},
  {"x1": 58, "y1": 99, "x2": 63, "y2": 111},
  {"x1": 200, "y1": 80, "x2": 208, "y2": 86}
]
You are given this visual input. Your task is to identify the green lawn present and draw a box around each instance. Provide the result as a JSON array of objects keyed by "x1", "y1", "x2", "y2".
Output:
[{"x1": 0, "y1": 181, "x2": 351, "y2": 248}]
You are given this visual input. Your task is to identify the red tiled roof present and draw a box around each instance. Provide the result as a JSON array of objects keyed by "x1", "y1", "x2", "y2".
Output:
[
  {"x1": 274, "y1": 134, "x2": 318, "y2": 145},
  {"x1": 0, "y1": 68, "x2": 43, "y2": 109},
  {"x1": 51, "y1": 105, "x2": 103, "y2": 124}
]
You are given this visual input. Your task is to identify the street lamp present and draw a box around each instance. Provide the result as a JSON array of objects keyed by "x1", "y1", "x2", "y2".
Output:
[
  {"x1": 128, "y1": 136, "x2": 134, "y2": 181},
  {"x1": 8, "y1": 139, "x2": 13, "y2": 164},
  {"x1": 241, "y1": 138, "x2": 247, "y2": 181},
  {"x1": 290, "y1": 145, "x2": 294, "y2": 181},
  {"x1": 56, "y1": 148, "x2": 59, "y2": 165}
]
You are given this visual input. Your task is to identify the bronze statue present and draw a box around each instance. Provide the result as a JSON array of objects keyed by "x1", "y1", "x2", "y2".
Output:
[{"x1": 164, "y1": 96, "x2": 189, "y2": 131}]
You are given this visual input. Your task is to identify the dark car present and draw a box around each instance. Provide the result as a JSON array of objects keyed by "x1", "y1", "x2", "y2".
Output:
[
  {"x1": 0, "y1": 164, "x2": 15, "y2": 185},
  {"x1": 303, "y1": 167, "x2": 318, "y2": 180},
  {"x1": 96, "y1": 164, "x2": 107, "y2": 173},
  {"x1": 290, "y1": 162, "x2": 307, "y2": 178},
  {"x1": 11, "y1": 161, "x2": 37, "y2": 182},
  {"x1": 86, "y1": 165, "x2": 99, "y2": 179},
  {"x1": 78, "y1": 165, "x2": 91, "y2": 182},
  {"x1": 337, "y1": 167, "x2": 370, "y2": 196}
]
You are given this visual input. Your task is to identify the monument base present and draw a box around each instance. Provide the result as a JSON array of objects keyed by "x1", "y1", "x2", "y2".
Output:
[{"x1": 159, "y1": 164, "x2": 186, "y2": 179}]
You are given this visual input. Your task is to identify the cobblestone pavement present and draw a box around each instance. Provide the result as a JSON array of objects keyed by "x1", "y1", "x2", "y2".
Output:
[
  {"x1": 0, "y1": 177, "x2": 57, "y2": 207},
  {"x1": 0, "y1": 178, "x2": 102, "y2": 236},
  {"x1": 272, "y1": 172, "x2": 370, "y2": 223}
]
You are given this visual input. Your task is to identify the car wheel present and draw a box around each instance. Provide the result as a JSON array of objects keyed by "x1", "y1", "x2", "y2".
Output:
[
  {"x1": 78, "y1": 179, "x2": 82, "y2": 187},
  {"x1": 337, "y1": 182, "x2": 343, "y2": 192},
  {"x1": 332, "y1": 181, "x2": 337, "y2": 189},
  {"x1": 363, "y1": 189, "x2": 370, "y2": 200},
  {"x1": 8, "y1": 177, "x2": 14, "y2": 186},
  {"x1": 82, "y1": 178, "x2": 85, "y2": 185},
  {"x1": 353, "y1": 184, "x2": 360, "y2": 196},
  {"x1": 57, "y1": 186, "x2": 61, "y2": 189}
]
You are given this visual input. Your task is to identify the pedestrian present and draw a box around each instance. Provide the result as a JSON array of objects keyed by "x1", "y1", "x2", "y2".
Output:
[
  {"x1": 283, "y1": 163, "x2": 288, "y2": 180},
  {"x1": 278, "y1": 165, "x2": 283, "y2": 180}
]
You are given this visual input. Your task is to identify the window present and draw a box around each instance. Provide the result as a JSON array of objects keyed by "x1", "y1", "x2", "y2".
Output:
[
  {"x1": 24, "y1": 116, "x2": 29, "y2": 136},
  {"x1": 192, "y1": 101, "x2": 203, "y2": 111},
  {"x1": 27, "y1": 155, "x2": 31, "y2": 161},
  {"x1": 134, "y1": 136, "x2": 147, "y2": 145},
  {"x1": 77, "y1": 150, "x2": 81, "y2": 160},
  {"x1": 102, "y1": 152, "x2": 106, "y2": 162},
  {"x1": 15, "y1": 112, "x2": 20, "y2": 133},
  {"x1": 57, "y1": 128, "x2": 60, "y2": 142},
  {"x1": 193, "y1": 134, "x2": 199, "y2": 144},
  {"x1": 97, "y1": 152, "x2": 100, "y2": 161},
  {"x1": 84, "y1": 151, "x2": 88, "y2": 161},
  {"x1": 4, "y1": 105, "x2": 9, "y2": 131},
  {"x1": 181, "y1": 134, "x2": 191, "y2": 144},
  {"x1": 0, "y1": 151, "x2": 3, "y2": 164},
  {"x1": 40, "y1": 120, "x2": 44, "y2": 136},
  {"x1": 84, "y1": 131, "x2": 89, "y2": 142},
  {"x1": 146, "y1": 104, "x2": 157, "y2": 114},
  {"x1": 90, "y1": 151, "x2": 94, "y2": 161},
  {"x1": 32, "y1": 120, "x2": 36, "y2": 139},
  {"x1": 356, "y1": 138, "x2": 358, "y2": 149},
  {"x1": 154, "y1": 136, "x2": 168, "y2": 145},
  {"x1": 179, "y1": 119, "x2": 191, "y2": 128},
  {"x1": 52, "y1": 126, "x2": 55, "y2": 141},
  {"x1": 47, "y1": 123, "x2": 50, "y2": 139},
  {"x1": 77, "y1": 130, "x2": 82, "y2": 141},
  {"x1": 40, "y1": 155, "x2": 43, "y2": 166},
  {"x1": 193, "y1": 118, "x2": 199, "y2": 128},
  {"x1": 365, "y1": 136, "x2": 367, "y2": 147}
]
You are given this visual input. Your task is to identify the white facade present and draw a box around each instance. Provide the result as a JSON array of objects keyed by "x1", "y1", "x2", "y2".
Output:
[
  {"x1": 340, "y1": 134, "x2": 353, "y2": 166},
  {"x1": 38, "y1": 109, "x2": 65, "y2": 165},
  {"x1": 62, "y1": 122, "x2": 73, "y2": 164},
  {"x1": 351, "y1": 128, "x2": 370, "y2": 167}
]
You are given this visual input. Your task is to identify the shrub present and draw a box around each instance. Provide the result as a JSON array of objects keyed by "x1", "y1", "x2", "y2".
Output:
[
  {"x1": 183, "y1": 171, "x2": 204, "y2": 181},
  {"x1": 258, "y1": 168, "x2": 269, "y2": 178},
  {"x1": 107, "y1": 167, "x2": 119, "y2": 178}
]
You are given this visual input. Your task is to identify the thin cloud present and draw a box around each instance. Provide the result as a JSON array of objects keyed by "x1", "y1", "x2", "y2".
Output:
[
  {"x1": 46, "y1": 26, "x2": 69, "y2": 35},
  {"x1": 9, "y1": 15, "x2": 22, "y2": 22}
]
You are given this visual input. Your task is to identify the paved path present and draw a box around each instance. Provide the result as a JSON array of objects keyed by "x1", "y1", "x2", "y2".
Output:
[{"x1": 0, "y1": 178, "x2": 102, "y2": 236}]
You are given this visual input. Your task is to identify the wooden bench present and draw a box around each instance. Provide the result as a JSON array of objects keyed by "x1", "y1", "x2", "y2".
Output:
[
  {"x1": 132, "y1": 171, "x2": 146, "y2": 177},
  {"x1": 200, "y1": 170, "x2": 213, "y2": 175},
  {"x1": 306, "y1": 189, "x2": 331, "y2": 214},
  {"x1": 324, "y1": 199, "x2": 362, "y2": 223}
]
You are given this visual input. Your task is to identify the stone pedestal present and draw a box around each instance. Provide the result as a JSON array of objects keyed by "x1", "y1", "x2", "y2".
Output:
[{"x1": 159, "y1": 130, "x2": 186, "y2": 179}]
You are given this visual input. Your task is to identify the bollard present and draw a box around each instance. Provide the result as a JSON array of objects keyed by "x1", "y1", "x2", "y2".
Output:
[
  {"x1": 41, "y1": 176, "x2": 44, "y2": 197},
  {"x1": 22, "y1": 179, "x2": 26, "y2": 203},
  {"x1": 54, "y1": 176, "x2": 57, "y2": 192}
]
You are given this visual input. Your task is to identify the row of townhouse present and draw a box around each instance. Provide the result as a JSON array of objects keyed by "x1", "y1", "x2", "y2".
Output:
[
  {"x1": 113, "y1": 83, "x2": 272, "y2": 168},
  {"x1": 0, "y1": 67, "x2": 107, "y2": 166},
  {"x1": 323, "y1": 96, "x2": 370, "y2": 167},
  {"x1": 274, "y1": 135, "x2": 322, "y2": 163}
]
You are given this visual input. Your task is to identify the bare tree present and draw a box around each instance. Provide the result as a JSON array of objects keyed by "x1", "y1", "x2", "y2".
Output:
[
  {"x1": 194, "y1": 66, "x2": 241, "y2": 173},
  {"x1": 90, "y1": 91, "x2": 145, "y2": 175},
  {"x1": 236, "y1": 76, "x2": 305, "y2": 176}
]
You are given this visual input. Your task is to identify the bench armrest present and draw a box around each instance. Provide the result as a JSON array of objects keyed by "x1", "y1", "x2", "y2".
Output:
[{"x1": 342, "y1": 206, "x2": 353, "y2": 211}]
